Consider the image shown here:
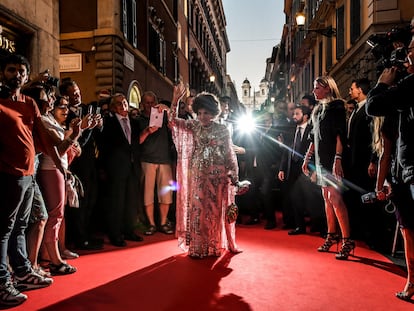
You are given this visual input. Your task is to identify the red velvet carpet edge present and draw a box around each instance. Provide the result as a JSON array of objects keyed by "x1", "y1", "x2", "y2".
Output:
[{"x1": 12, "y1": 225, "x2": 413, "y2": 311}]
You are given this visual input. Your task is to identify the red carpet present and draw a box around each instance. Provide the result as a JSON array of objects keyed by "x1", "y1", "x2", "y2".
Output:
[{"x1": 12, "y1": 225, "x2": 413, "y2": 311}]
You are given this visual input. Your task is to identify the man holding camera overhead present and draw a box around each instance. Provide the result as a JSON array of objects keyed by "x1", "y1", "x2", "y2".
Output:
[{"x1": 366, "y1": 25, "x2": 414, "y2": 302}]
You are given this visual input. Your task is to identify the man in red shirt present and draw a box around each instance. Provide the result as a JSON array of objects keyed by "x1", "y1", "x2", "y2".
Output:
[{"x1": 0, "y1": 54, "x2": 63, "y2": 307}]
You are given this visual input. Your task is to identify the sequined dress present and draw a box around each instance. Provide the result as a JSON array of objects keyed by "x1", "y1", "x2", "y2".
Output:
[{"x1": 172, "y1": 118, "x2": 239, "y2": 257}]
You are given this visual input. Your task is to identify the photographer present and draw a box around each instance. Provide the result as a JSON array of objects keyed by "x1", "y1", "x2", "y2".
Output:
[{"x1": 366, "y1": 29, "x2": 414, "y2": 302}]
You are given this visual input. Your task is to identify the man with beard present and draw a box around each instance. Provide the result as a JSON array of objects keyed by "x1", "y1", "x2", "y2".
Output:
[
  {"x1": 278, "y1": 105, "x2": 321, "y2": 235},
  {"x1": 0, "y1": 54, "x2": 62, "y2": 306}
]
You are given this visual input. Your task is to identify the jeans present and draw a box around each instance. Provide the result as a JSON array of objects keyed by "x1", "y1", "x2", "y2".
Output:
[{"x1": 0, "y1": 173, "x2": 34, "y2": 283}]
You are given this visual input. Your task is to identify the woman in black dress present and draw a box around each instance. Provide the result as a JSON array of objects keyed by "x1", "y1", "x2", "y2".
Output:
[{"x1": 302, "y1": 76, "x2": 354, "y2": 260}]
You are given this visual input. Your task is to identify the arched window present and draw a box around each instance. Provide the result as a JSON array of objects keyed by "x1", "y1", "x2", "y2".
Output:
[{"x1": 127, "y1": 81, "x2": 141, "y2": 109}]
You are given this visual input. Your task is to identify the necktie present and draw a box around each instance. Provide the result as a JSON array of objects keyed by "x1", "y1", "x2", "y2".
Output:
[
  {"x1": 292, "y1": 127, "x2": 302, "y2": 162},
  {"x1": 121, "y1": 117, "x2": 131, "y2": 144}
]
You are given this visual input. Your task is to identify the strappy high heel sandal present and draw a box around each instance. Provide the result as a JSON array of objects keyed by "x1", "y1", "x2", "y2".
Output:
[
  {"x1": 335, "y1": 238, "x2": 355, "y2": 260},
  {"x1": 317, "y1": 233, "x2": 340, "y2": 252},
  {"x1": 396, "y1": 282, "x2": 414, "y2": 301}
]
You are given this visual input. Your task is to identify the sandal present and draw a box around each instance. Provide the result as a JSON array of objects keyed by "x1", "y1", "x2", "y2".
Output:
[
  {"x1": 144, "y1": 225, "x2": 157, "y2": 235},
  {"x1": 49, "y1": 262, "x2": 77, "y2": 275},
  {"x1": 159, "y1": 223, "x2": 174, "y2": 235},
  {"x1": 33, "y1": 266, "x2": 51, "y2": 278}
]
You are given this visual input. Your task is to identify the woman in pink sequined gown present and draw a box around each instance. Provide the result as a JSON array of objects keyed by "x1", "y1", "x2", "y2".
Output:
[{"x1": 169, "y1": 89, "x2": 241, "y2": 258}]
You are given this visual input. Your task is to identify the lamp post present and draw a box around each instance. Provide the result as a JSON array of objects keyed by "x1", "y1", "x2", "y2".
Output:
[
  {"x1": 209, "y1": 74, "x2": 215, "y2": 93},
  {"x1": 295, "y1": 11, "x2": 337, "y2": 38}
]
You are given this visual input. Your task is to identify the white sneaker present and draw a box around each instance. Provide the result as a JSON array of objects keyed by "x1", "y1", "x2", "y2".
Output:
[
  {"x1": 14, "y1": 269, "x2": 53, "y2": 291},
  {"x1": 0, "y1": 281, "x2": 27, "y2": 306}
]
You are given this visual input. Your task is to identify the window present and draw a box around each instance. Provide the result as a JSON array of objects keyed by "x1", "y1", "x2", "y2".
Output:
[
  {"x1": 121, "y1": 0, "x2": 137, "y2": 48},
  {"x1": 336, "y1": 6, "x2": 345, "y2": 59},
  {"x1": 149, "y1": 24, "x2": 166, "y2": 74},
  {"x1": 318, "y1": 42, "x2": 323, "y2": 75},
  {"x1": 326, "y1": 36, "x2": 332, "y2": 70},
  {"x1": 350, "y1": 0, "x2": 361, "y2": 44}
]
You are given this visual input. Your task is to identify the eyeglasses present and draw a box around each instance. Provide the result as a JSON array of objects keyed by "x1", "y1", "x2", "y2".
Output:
[{"x1": 55, "y1": 104, "x2": 68, "y2": 109}]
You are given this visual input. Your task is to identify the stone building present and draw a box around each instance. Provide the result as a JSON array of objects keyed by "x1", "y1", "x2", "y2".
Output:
[
  {"x1": 0, "y1": 0, "x2": 235, "y2": 107},
  {"x1": 271, "y1": 0, "x2": 414, "y2": 104},
  {"x1": 0, "y1": 0, "x2": 60, "y2": 80}
]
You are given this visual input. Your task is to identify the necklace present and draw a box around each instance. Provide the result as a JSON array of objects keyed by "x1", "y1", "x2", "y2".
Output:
[
  {"x1": 201, "y1": 122, "x2": 213, "y2": 129},
  {"x1": 199, "y1": 123, "x2": 213, "y2": 146}
]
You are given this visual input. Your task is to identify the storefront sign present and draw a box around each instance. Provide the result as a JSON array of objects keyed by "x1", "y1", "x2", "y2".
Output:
[
  {"x1": 0, "y1": 25, "x2": 17, "y2": 54},
  {"x1": 59, "y1": 53, "x2": 82, "y2": 72}
]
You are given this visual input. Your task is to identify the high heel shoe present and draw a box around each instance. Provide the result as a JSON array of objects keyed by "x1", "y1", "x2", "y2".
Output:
[
  {"x1": 396, "y1": 282, "x2": 414, "y2": 301},
  {"x1": 317, "y1": 233, "x2": 340, "y2": 252},
  {"x1": 335, "y1": 238, "x2": 355, "y2": 260}
]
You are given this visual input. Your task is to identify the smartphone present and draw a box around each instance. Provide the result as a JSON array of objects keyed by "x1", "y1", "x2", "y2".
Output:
[
  {"x1": 95, "y1": 107, "x2": 101, "y2": 115},
  {"x1": 88, "y1": 105, "x2": 93, "y2": 115},
  {"x1": 76, "y1": 108, "x2": 83, "y2": 119}
]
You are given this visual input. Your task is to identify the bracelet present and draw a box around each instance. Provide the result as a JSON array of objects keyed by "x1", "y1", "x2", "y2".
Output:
[{"x1": 334, "y1": 154, "x2": 342, "y2": 160}]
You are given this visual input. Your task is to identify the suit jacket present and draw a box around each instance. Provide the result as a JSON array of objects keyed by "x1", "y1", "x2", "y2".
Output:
[
  {"x1": 280, "y1": 123, "x2": 312, "y2": 180},
  {"x1": 98, "y1": 114, "x2": 141, "y2": 178}
]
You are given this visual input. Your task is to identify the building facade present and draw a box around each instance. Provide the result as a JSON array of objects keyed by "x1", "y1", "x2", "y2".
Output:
[
  {"x1": 188, "y1": 0, "x2": 230, "y2": 96},
  {"x1": 0, "y1": 0, "x2": 60, "y2": 81},
  {"x1": 1, "y1": 0, "x2": 236, "y2": 107},
  {"x1": 271, "y1": 0, "x2": 414, "y2": 105}
]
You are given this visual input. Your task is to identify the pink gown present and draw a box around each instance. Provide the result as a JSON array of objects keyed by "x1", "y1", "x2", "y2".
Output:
[{"x1": 172, "y1": 118, "x2": 239, "y2": 258}]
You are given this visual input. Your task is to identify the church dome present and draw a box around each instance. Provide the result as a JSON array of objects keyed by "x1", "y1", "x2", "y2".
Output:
[{"x1": 243, "y1": 78, "x2": 250, "y2": 84}]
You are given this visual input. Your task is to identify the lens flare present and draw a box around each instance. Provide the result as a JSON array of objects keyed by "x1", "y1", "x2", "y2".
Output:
[
  {"x1": 159, "y1": 180, "x2": 180, "y2": 195},
  {"x1": 236, "y1": 114, "x2": 256, "y2": 134}
]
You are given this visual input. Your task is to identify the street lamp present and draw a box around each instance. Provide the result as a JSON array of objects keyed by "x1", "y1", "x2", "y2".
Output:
[
  {"x1": 295, "y1": 11, "x2": 337, "y2": 38},
  {"x1": 209, "y1": 75, "x2": 215, "y2": 93}
]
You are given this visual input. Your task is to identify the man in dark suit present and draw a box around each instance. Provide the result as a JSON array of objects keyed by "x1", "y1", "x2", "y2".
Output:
[
  {"x1": 98, "y1": 93, "x2": 143, "y2": 247},
  {"x1": 344, "y1": 78, "x2": 378, "y2": 243},
  {"x1": 278, "y1": 105, "x2": 318, "y2": 235}
]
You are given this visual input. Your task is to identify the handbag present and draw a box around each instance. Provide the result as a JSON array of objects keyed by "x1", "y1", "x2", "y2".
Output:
[
  {"x1": 65, "y1": 172, "x2": 84, "y2": 208},
  {"x1": 226, "y1": 203, "x2": 239, "y2": 224}
]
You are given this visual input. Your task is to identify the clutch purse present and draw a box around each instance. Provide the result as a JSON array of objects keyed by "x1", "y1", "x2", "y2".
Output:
[
  {"x1": 236, "y1": 180, "x2": 251, "y2": 196},
  {"x1": 226, "y1": 203, "x2": 239, "y2": 224}
]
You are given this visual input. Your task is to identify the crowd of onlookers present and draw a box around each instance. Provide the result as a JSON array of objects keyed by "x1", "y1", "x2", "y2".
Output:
[{"x1": 1, "y1": 23, "x2": 414, "y2": 306}]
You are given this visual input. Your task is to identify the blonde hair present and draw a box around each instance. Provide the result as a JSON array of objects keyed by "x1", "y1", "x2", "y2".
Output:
[
  {"x1": 372, "y1": 116, "x2": 385, "y2": 156},
  {"x1": 311, "y1": 76, "x2": 344, "y2": 139},
  {"x1": 314, "y1": 76, "x2": 341, "y2": 103}
]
